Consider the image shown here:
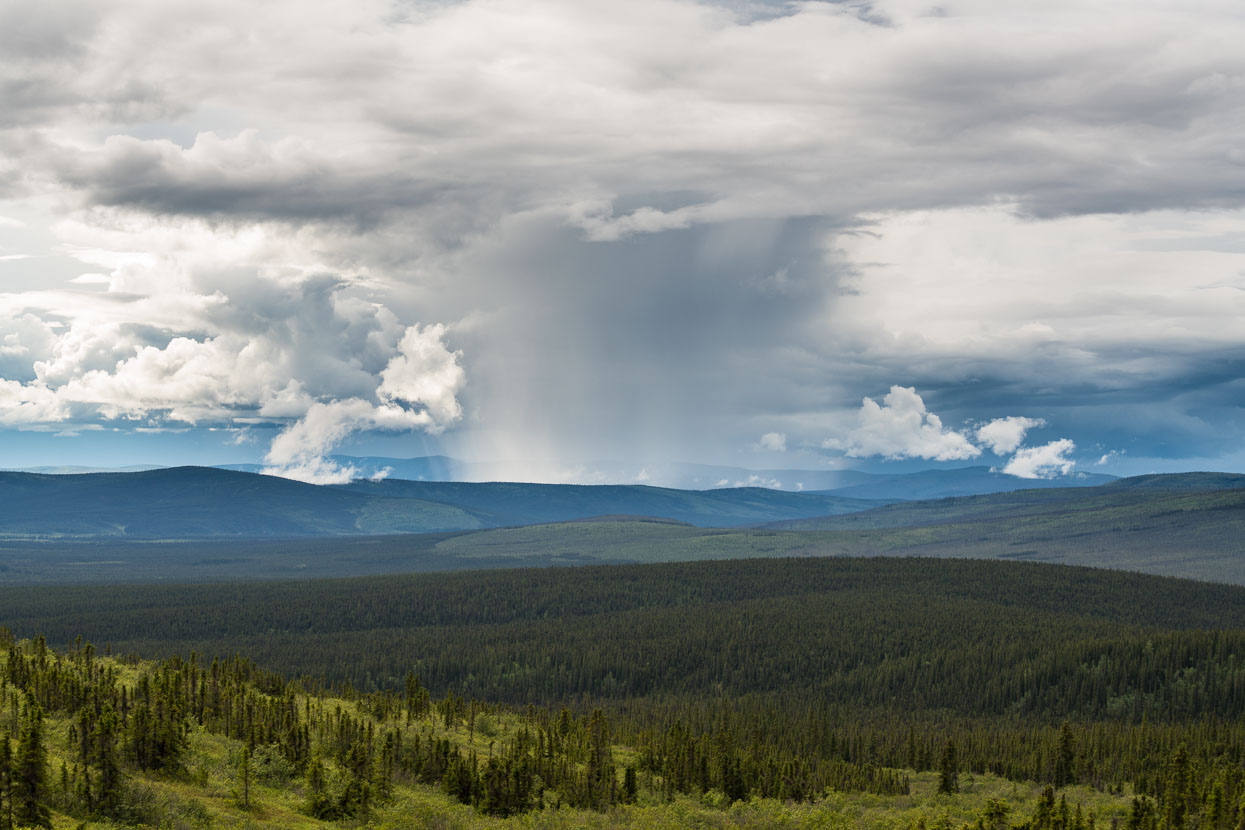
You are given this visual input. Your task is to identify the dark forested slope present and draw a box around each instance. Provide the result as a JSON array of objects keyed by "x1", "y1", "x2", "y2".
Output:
[
  {"x1": 4, "y1": 557, "x2": 1243, "y2": 713},
  {"x1": 3, "y1": 556, "x2": 1245, "y2": 827}
]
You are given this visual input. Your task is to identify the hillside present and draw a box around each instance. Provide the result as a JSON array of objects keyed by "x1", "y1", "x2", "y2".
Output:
[
  {"x1": 0, "y1": 633, "x2": 1158, "y2": 830},
  {"x1": 3, "y1": 482, "x2": 1245, "y2": 585},
  {"x1": 1, "y1": 469, "x2": 1242, "y2": 585},
  {"x1": 0, "y1": 467, "x2": 883, "y2": 540},
  {"x1": 774, "y1": 471, "x2": 1245, "y2": 530},
  {"x1": 337, "y1": 478, "x2": 881, "y2": 527},
  {"x1": 1, "y1": 558, "x2": 1243, "y2": 829},
  {"x1": 6, "y1": 557, "x2": 1245, "y2": 706},
  {"x1": 814, "y1": 466, "x2": 1114, "y2": 500},
  {"x1": 0, "y1": 467, "x2": 490, "y2": 538}
]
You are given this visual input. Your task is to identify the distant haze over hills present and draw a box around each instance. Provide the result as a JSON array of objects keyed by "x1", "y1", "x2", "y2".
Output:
[
  {"x1": 8, "y1": 453, "x2": 1117, "y2": 495},
  {"x1": 0, "y1": 466, "x2": 882, "y2": 540},
  {"x1": 0, "y1": 458, "x2": 1119, "y2": 542},
  {"x1": 0, "y1": 466, "x2": 1242, "y2": 585},
  {"x1": 214, "y1": 454, "x2": 1115, "y2": 494}
]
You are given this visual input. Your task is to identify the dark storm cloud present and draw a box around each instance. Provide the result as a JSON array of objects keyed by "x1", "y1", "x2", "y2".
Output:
[{"x1": 50, "y1": 134, "x2": 454, "y2": 228}]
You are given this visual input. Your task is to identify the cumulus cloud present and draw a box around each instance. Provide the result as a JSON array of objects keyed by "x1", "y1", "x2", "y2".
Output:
[
  {"x1": 758, "y1": 431, "x2": 787, "y2": 452},
  {"x1": 1003, "y1": 439, "x2": 1078, "y2": 479},
  {"x1": 261, "y1": 323, "x2": 465, "y2": 483},
  {"x1": 824, "y1": 386, "x2": 981, "y2": 461},
  {"x1": 976, "y1": 416, "x2": 1045, "y2": 455},
  {"x1": 823, "y1": 387, "x2": 1088, "y2": 478},
  {"x1": 1096, "y1": 449, "x2": 1124, "y2": 466},
  {"x1": 0, "y1": 220, "x2": 465, "y2": 482},
  {"x1": 261, "y1": 398, "x2": 443, "y2": 484}
]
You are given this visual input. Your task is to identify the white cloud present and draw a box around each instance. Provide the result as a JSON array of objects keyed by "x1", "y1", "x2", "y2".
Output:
[
  {"x1": 259, "y1": 327, "x2": 466, "y2": 483},
  {"x1": 1003, "y1": 439, "x2": 1077, "y2": 479},
  {"x1": 976, "y1": 416, "x2": 1045, "y2": 455},
  {"x1": 758, "y1": 431, "x2": 787, "y2": 452},
  {"x1": 0, "y1": 219, "x2": 465, "y2": 480},
  {"x1": 1096, "y1": 449, "x2": 1124, "y2": 466},
  {"x1": 377, "y1": 324, "x2": 465, "y2": 429},
  {"x1": 261, "y1": 399, "x2": 428, "y2": 484},
  {"x1": 824, "y1": 386, "x2": 980, "y2": 461},
  {"x1": 732, "y1": 474, "x2": 783, "y2": 489}
]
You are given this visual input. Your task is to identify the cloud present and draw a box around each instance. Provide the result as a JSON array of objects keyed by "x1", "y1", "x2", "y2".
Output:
[
  {"x1": 0, "y1": 224, "x2": 465, "y2": 481},
  {"x1": 976, "y1": 416, "x2": 1045, "y2": 455},
  {"x1": 1096, "y1": 449, "x2": 1124, "y2": 466},
  {"x1": 1003, "y1": 439, "x2": 1077, "y2": 479},
  {"x1": 261, "y1": 398, "x2": 440, "y2": 484},
  {"x1": 823, "y1": 387, "x2": 1089, "y2": 478},
  {"x1": 758, "y1": 431, "x2": 787, "y2": 452},
  {"x1": 824, "y1": 386, "x2": 980, "y2": 461},
  {"x1": 1, "y1": 0, "x2": 1244, "y2": 475},
  {"x1": 262, "y1": 324, "x2": 465, "y2": 483},
  {"x1": 731, "y1": 474, "x2": 783, "y2": 489},
  {"x1": 377, "y1": 324, "x2": 465, "y2": 428}
]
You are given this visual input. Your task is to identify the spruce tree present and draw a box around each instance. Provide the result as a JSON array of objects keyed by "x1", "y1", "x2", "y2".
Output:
[
  {"x1": 0, "y1": 737, "x2": 12, "y2": 830},
  {"x1": 92, "y1": 705, "x2": 124, "y2": 817},
  {"x1": 305, "y1": 752, "x2": 336, "y2": 819},
  {"x1": 1055, "y1": 723, "x2": 1076, "y2": 788},
  {"x1": 12, "y1": 704, "x2": 51, "y2": 830},
  {"x1": 938, "y1": 739, "x2": 959, "y2": 795}
]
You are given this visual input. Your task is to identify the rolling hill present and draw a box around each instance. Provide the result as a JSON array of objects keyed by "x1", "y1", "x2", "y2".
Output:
[
  {"x1": 0, "y1": 467, "x2": 489, "y2": 538},
  {"x1": 767, "y1": 471, "x2": 1245, "y2": 531},
  {"x1": 812, "y1": 465, "x2": 1115, "y2": 500},
  {"x1": 335, "y1": 478, "x2": 883, "y2": 527},
  {"x1": 6, "y1": 557, "x2": 1242, "y2": 829},
  {"x1": 1, "y1": 467, "x2": 1242, "y2": 586},
  {"x1": 0, "y1": 466, "x2": 884, "y2": 540}
]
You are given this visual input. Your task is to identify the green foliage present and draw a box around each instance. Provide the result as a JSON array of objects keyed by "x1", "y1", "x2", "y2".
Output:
[
  {"x1": 1, "y1": 558, "x2": 1245, "y2": 827},
  {"x1": 0, "y1": 734, "x2": 12, "y2": 830},
  {"x1": 12, "y1": 699, "x2": 50, "y2": 829}
]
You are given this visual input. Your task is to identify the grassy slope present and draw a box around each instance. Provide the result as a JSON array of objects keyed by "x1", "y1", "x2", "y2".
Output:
[
  {"x1": 771, "y1": 473, "x2": 1245, "y2": 530},
  {"x1": 23, "y1": 651, "x2": 1135, "y2": 830},
  {"x1": 430, "y1": 496, "x2": 1245, "y2": 584},
  {"x1": 52, "y1": 767, "x2": 1136, "y2": 830},
  {"x1": 814, "y1": 466, "x2": 1114, "y2": 501},
  {"x1": 339, "y1": 479, "x2": 885, "y2": 527}
]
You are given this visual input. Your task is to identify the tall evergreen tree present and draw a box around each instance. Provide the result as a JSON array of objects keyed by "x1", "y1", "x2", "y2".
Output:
[
  {"x1": 1055, "y1": 722, "x2": 1076, "y2": 788},
  {"x1": 12, "y1": 703, "x2": 51, "y2": 830},
  {"x1": 0, "y1": 737, "x2": 12, "y2": 830},
  {"x1": 92, "y1": 705, "x2": 124, "y2": 817},
  {"x1": 938, "y1": 739, "x2": 959, "y2": 795},
  {"x1": 305, "y1": 751, "x2": 336, "y2": 819}
]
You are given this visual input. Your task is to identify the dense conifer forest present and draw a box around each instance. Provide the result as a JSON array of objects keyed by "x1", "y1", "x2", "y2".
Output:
[{"x1": 0, "y1": 558, "x2": 1243, "y2": 827}]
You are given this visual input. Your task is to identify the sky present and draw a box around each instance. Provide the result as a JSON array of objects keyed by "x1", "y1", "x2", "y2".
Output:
[{"x1": 2, "y1": 0, "x2": 1245, "y2": 484}]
